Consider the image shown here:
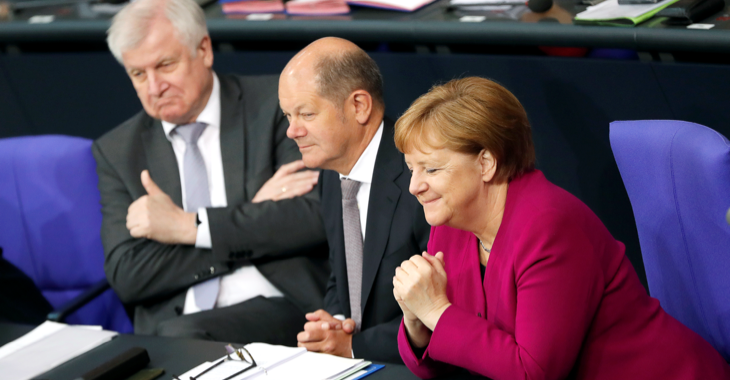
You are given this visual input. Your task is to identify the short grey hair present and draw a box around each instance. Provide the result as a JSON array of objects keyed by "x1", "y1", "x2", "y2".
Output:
[{"x1": 107, "y1": 0, "x2": 208, "y2": 64}]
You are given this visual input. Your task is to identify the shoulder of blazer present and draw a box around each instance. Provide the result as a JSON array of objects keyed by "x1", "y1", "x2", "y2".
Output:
[
  {"x1": 372, "y1": 119, "x2": 406, "y2": 184},
  {"x1": 223, "y1": 74, "x2": 280, "y2": 113},
  {"x1": 94, "y1": 109, "x2": 155, "y2": 150}
]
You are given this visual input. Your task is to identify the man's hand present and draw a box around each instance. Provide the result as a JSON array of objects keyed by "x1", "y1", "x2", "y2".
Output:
[
  {"x1": 252, "y1": 160, "x2": 319, "y2": 203},
  {"x1": 393, "y1": 251, "x2": 450, "y2": 331},
  {"x1": 297, "y1": 309, "x2": 355, "y2": 358},
  {"x1": 126, "y1": 170, "x2": 197, "y2": 245}
]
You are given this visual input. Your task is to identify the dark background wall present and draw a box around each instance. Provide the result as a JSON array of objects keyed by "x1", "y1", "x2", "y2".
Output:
[{"x1": 3, "y1": 50, "x2": 730, "y2": 288}]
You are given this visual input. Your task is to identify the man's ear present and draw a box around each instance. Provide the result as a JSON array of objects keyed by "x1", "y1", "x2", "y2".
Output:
[
  {"x1": 479, "y1": 149, "x2": 497, "y2": 183},
  {"x1": 350, "y1": 90, "x2": 373, "y2": 125},
  {"x1": 199, "y1": 36, "x2": 214, "y2": 68}
]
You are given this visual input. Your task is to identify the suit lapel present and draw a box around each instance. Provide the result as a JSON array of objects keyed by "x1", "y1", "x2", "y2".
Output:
[
  {"x1": 360, "y1": 122, "x2": 402, "y2": 312},
  {"x1": 218, "y1": 75, "x2": 246, "y2": 205},
  {"x1": 142, "y1": 119, "x2": 183, "y2": 206},
  {"x1": 324, "y1": 170, "x2": 351, "y2": 315}
]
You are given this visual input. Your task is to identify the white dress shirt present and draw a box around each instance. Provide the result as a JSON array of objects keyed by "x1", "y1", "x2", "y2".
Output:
[
  {"x1": 161, "y1": 73, "x2": 283, "y2": 315},
  {"x1": 338, "y1": 121, "x2": 384, "y2": 241},
  {"x1": 334, "y1": 121, "x2": 384, "y2": 326}
]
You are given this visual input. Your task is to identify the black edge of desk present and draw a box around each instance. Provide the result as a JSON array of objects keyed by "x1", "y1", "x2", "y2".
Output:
[{"x1": 1, "y1": 20, "x2": 729, "y2": 53}]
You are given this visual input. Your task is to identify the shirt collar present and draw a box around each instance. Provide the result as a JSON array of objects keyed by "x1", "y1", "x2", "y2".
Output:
[
  {"x1": 339, "y1": 121, "x2": 384, "y2": 185},
  {"x1": 161, "y1": 72, "x2": 221, "y2": 140}
]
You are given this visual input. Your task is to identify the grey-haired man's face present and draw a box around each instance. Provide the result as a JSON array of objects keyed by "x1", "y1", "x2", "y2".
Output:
[{"x1": 121, "y1": 19, "x2": 213, "y2": 125}]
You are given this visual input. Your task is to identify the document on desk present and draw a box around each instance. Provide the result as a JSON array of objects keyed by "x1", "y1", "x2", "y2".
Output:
[
  {"x1": 574, "y1": 0, "x2": 680, "y2": 25},
  {"x1": 179, "y1": 343, "x2": 372, "y2": 380},
  {"x1": 0, "y1": 321, "x2": 117, "y2": 380}
]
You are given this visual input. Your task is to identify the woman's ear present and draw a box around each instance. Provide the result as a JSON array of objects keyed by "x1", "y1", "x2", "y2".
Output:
[{"x1": 479, "y1": 149, "x2": 497, "y2": 183}]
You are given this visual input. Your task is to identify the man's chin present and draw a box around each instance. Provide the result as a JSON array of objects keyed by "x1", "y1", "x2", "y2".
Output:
[
  {"x1": 159, "y1": 112, "x2": 190, "y2": 125},
  {"x1": 301, "y1": 155, "x2": 322, "y2": 169}
]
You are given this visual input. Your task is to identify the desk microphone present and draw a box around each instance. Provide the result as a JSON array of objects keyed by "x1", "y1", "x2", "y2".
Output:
[
  {"x1": 528, "y1": 0, "x2": 553, "y2": 12},
  {"x1": 74, "y1": 347, "x2": 150, "y2": 380}
]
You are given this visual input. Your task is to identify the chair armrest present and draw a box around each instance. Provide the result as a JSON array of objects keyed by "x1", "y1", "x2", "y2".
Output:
[{"x1": 47, "y1": 279, "x2": 111, "y2": 322}]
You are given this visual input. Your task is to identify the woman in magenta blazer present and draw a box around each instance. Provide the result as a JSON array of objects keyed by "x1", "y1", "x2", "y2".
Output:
[{"x1": 391, "y1": 77, "x2": 730, "y2": 380}]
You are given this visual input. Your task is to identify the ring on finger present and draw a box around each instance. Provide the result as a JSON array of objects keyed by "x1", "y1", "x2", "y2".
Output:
[{"x1": 282, "y1": 186, "x2": 287, "y2": 193}]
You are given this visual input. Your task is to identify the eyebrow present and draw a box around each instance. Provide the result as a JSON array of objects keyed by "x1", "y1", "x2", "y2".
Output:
[{"x1": 126, "y1": 55, "x2": 177, "y2": 72}]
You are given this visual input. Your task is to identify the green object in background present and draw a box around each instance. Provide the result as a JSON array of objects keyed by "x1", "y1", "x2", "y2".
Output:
[
  {"x1": 574, "y1": 0, "x2": 681, "y2": 26},
  {"x1": 124, "y1": 368, "x2": 165, "y2": 380}
]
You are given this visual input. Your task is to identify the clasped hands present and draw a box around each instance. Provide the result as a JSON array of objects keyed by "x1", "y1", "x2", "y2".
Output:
[
  {"x1": 297, "y1": 310, "x2": 355, "y2": 358},
  {"x1": 125, "y1": 161, "x2": 318, "y2": 244},
  {"x1": 393, "y1": 251, "x2": 451, "y2": 348}
]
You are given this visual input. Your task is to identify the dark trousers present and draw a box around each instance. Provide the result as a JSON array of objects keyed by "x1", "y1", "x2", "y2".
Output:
[{"x1": 155, "y1": 296, "x2": 305, "y2": 347}]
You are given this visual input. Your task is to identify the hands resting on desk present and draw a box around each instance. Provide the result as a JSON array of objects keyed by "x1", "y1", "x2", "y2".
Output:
[{"x1": 297, "y1": 309, "x2": 355, "y2": 358}]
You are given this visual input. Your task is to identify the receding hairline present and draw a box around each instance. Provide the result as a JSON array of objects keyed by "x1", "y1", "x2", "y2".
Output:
[{"x1": 283, "y1": 39, "x2": 362, "y2": 81}]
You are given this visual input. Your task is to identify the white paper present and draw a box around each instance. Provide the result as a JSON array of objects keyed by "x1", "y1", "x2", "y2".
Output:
[
  {"x1": 460, "y1": 15, "x2": 488, "y2": 21},
  {"x1": 28, "y1": 15, "x2": 54, "y2": 23},
  {"x1": 246, "y1": 13, "x2": 274, "y2": 20},
  {"x1": 262, "y1": 352, "x2": 363, "y2": 380},
  {"x1": 0, "y1": 321, "x2": 66, "y2": 361},
  {"x1": 575, "y1": 0, "x2": 675, "y2": 20},
  {"x1": 346, "y1": 0, "x2": 436, "y2": 11},
  {"x1": 0, "y1": 322, "x2": 117, "y2": 380},
  {"x1": 178, "y1": 344, "x2": 366, "y2": 380},
  {"x1": 687, "y1": 23, "x2": 714, "y2": 29},
  {"x1": 452, "y1": 0, "x2": 525, "y2": 4}
]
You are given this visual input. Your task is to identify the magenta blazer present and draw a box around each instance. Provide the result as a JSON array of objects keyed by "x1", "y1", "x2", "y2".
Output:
[{"x1": 398, "y1": 170, "x2": 730, "y2": 380}]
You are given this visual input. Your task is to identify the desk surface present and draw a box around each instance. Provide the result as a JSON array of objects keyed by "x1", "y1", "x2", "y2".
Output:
[
  {"x1": 0, "y1": 0, "x2": 729, "y2": 53},
  {"x1": 0, "y1": 323, "x2": 482, "y2": 380}
]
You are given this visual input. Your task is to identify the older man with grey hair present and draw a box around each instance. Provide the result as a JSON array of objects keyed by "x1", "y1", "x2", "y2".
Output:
[{"x1": 93, "y1": 0, "x2": 328, "y2": 344}]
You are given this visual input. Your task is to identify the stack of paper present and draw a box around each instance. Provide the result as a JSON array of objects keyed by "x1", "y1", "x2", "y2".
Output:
[
  {"x1": 451, "y1": 0, "x2": 526, "y2": 5},
  {"x1": 180, "y1": 343, "x2": 373, "y2": 380},
  {"x1": 574, "y1": 0, "x2": 680, "y2": 25},
  {"x1": 286, "y1": 0, "x2": 351, "y2": 15},
  {"x1": 0, "y1": 321, "x2": 118, "y2": 380},
  {"x1": 220, "y1": 0, "x2": 285, "y2": 14},
  {"x1": 345, "y1": 0, "x2": 437, "y2": 12}
]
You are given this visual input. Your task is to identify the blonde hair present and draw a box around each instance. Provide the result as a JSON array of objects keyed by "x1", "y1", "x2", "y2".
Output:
[{"x1": 395, "y1": 77, "x2": 535, "y2": 183}]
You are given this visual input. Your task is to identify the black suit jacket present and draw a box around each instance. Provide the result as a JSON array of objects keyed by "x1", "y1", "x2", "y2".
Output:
[
  {"x1": 321, "y1": 120, "x2": 430, "y2": 363},
  {"x1": 92, "y1": 74, "x2": 328, "y2": 335}
]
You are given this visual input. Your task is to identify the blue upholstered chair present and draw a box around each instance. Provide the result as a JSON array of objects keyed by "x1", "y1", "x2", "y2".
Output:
[
  {"x1": 610, "y1": 120, "x2": 730, "y2": 360},
  {"x1": 0, "y1": 135, "x2": 132, "y2": 333}
]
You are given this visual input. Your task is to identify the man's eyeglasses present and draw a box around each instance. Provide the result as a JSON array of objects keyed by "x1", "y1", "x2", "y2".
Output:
[{"x1": 185, "y1": 344, "x2": 262, "y2": 380}]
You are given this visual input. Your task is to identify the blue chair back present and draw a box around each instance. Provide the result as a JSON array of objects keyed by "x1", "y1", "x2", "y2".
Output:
[
  {"x1": 610, "y1": 120, "x2": 730, "y2": 360},
  {"x1": 0, "y1": 135, "x2": 132, "y2": 333}
]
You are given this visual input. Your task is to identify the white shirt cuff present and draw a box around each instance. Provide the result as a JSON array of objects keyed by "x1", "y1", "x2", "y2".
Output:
[{"x1": 195, "y1": 208, "x2": 212, "y2": 249}]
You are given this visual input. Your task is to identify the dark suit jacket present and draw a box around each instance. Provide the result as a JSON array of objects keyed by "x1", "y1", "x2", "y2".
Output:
[
  {"x1": 321, "y1": 120, "x2": 430, "y2": 364},
  {"x1": 92, "y1": 74, "x2": 328, "y2": 335}
]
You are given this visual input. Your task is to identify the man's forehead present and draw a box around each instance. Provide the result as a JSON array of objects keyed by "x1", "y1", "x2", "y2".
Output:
[{"x1": 121, "y1": 21, "x2": 185, "y2": 68}]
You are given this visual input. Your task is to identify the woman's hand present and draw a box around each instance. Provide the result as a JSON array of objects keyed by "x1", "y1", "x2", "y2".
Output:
[
  {"x1": 394, "y1": 283, "x2": 432, "y2": 349},
  {"x1": 394, "y1": 251, "x2": 451, "y2": 332}
]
